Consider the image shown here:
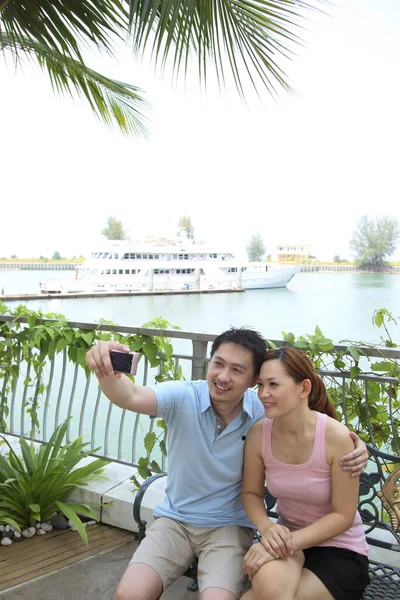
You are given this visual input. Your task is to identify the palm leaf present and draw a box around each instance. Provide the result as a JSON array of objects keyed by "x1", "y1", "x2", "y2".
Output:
[
  {"x1": 127, "y1": 0, "x2": 326, "y2": 97},
  {"x1": 0, "y1": 0, "x2": 128, "y2": 59},
  {"x1": 1, "y1": 33, "x2": 150, "y2": 136}
]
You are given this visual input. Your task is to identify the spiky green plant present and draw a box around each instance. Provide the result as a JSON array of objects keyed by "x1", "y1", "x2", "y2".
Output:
[{"x1": 0, "y1": 419, "x2": 110, "y2": 543}]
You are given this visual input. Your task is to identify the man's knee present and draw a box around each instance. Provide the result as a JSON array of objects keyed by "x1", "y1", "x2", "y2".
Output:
[{"x1": 114, "y1": 563, "x2": 163, "y2": 600}]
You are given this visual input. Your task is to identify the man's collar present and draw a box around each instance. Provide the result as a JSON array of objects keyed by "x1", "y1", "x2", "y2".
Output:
[{"x1": 201, "y1": 388, "x2": 254, "y2": 418}]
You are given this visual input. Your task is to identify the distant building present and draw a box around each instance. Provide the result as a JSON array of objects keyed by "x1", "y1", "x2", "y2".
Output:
[{"x1": 276, "y1": 243, "x2": 315, "y2": 262}]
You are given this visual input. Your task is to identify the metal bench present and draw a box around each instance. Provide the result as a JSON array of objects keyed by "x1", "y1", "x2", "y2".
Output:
[{"x1": 133, "y1": 444, "x2": 400, "y2": 598}]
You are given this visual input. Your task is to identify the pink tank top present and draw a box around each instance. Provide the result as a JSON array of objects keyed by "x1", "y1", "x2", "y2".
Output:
[{"x1": 261, "y1": 413, "x2": 369, "y2": 556}]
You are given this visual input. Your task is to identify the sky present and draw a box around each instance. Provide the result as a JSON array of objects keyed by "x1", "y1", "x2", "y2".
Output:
[{"x1": 1, "y1": 0, "x2": 400, "y2": 261}]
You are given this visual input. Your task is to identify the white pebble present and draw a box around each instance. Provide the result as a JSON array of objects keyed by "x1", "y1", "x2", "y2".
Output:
[
  {"x1": 86, "y1": 520, "x2": 97, "y2": 526},
  {"x1": 35, "y1": 522, "x2": 42, "y2": 529},
  {"x1": 36, "y1": 529, "x2": 46, "y2": 536},
  {"x1": 14, "y1": 530, "x2": 22, "y2": 539},
  {"x1": 41, "y1": 523, "x2": 53, "y2": 532},
  {"x1": 5, "y1": 525, "x2": 10, "y2": 532},
  {"x1": 22, "y1": 528, "x2": 35, "y2": 538},
  {"x1": 28, "y1": 526, "x2": 36, "y2": 536},
  {"x1": 10, "y1": 526, "x2": 16, "y2": 532},
  {"x1": 68, "y1": 519, "x2": 74, "y2": 528},
  {"x1": 1, "y1": 537, "x2": 12, "y2": 546},
  {"x1": 70, "y1": 526, "x2": 78, "y2": 532},
  {"x1": 0, "y1": 526, "x2": 4, "y2": 532}
]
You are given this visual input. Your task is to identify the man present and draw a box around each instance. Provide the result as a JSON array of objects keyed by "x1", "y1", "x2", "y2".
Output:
[{"x1": 86, "y1": 328, "x2": 368, "y2": 600}]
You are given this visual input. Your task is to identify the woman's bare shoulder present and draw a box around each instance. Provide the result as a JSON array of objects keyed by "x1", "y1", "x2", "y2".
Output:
[{"x1": 325, "y1": 416, "x2": 354, "y2": 456}]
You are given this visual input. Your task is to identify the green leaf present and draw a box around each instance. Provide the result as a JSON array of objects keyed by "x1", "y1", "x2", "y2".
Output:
[
  {"x1": 56, "y1": 338, "x2": 68, "y2": 353},
  {"x1": 55, "y1": 501, "x2": 88, "y2": 544},
  {"x1": 371, "y1": 361, "x2": 392, "y2": 372},
  {"x1": 282, "y1": 332, "x2": 295, "y2": 345},
  {"x1": 144, "y1": 432, "x2": 156, "y2": 454},
  {"x1": 150, "y1": 460, "x2": 162, "y2": 473},
  {"x1": 159, "y1": 440, "x2": 167, "y2": 457},
  {"x1": 0, "y1": 517, "x2": 21, "y2": 532},
  {"x1": 350, "y1": 366, "x2": 361, "y2": 379},
  {"x1": 374, "y1": 311, "x2": 384, "y2": 328},
  {"x1": 347, "y1": 346, "x2": 360, "y2": 362}
]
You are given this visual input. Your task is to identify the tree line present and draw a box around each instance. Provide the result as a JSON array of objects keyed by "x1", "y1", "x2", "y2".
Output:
[{"x1": 101, "y1": 214, "x2": 400, "y2": 269}]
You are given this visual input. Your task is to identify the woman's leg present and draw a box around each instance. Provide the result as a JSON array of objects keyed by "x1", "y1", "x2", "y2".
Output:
[
  {"x1": 295, "y1": 569, "x2": 335, "y2": 600},
  {"x1": 250, "y1": 552, "x2": 304, "y2": 600}
]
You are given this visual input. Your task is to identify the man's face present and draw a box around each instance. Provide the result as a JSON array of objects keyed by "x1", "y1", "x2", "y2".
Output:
[{"x1": 207, "y1": 342, "x2": 258, "y2": 406}]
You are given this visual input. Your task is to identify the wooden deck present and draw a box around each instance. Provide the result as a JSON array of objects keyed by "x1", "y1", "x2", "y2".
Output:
[{"x1": 0, "y1": 524, "x2": 134, "y2": 592}]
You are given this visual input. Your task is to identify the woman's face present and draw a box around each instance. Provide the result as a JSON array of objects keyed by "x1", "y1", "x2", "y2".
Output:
[{"x1": 257, "y1": 359, "x2": 306, "y2": 418}]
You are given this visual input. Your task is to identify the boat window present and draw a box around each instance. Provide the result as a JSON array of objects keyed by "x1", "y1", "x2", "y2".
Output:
[
  {"x1": 173, "y1": 254, "x2": 178, "y2": 259},
  {"x1": 125, "y1": 269, "x2": 130, "y2": 274},
  {"x1": 148, "y1": 254, "x2": 153, "y2": 259},
  {"x1": 179, "y1": 255, "x2": 183, "y2": 260},
  {"x1": 137, "y1": 254, "x2": 142, "y2": 259},
  {"x1": 105, "y1": 269, "x2": 110, "y2": 274},
  {"x1": 184, "y1": 254, "x2": 188, "y2": 260},
  {"x1": 102, "y1": 253, "x2": 109, "y2": 259},
  {"x1": 119, "y1": 270, "x2": 123, "y2": 274},
  {"x1": 112, "y1": 269, "x2": 117, "y2": 274},
  {"x1": 90, "y1": 269, "x2": 97, "y2": 275},
  {"x1": 155, "y1": 254, "x2": 159, "y2": 259}
]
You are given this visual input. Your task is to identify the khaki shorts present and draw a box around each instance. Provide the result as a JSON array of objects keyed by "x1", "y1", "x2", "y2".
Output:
[{"x1": 130, "y1": 517, "x2": 253, "y2": 597}]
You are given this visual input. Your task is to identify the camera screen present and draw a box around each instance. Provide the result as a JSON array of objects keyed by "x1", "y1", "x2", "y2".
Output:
[{"x1": 110, "y1": 351, "x2": 134, "y2": 373}]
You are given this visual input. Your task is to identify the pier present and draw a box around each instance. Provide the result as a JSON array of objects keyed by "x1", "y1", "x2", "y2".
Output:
[{"x1": 0, "y1": 288, "x2": 244, "y2": 301}]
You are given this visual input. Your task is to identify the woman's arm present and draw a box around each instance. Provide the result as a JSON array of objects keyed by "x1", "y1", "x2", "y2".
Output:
[
  {"x1": 291, "y1": 421, "x2": 360, "y2": 552},
  {"x1": 241, "y1": 421, "x2": 292, "y2": 559},
  {"x1": 340, "y1": 431, "x2": 369, "y2": 477}
]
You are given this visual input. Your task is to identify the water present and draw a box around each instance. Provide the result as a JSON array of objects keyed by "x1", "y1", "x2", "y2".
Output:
[
  {"x1": 1, "y1": 269, "x2": 398, "y2": 344},
  {"x1": 2, "y1": 269, "x2": 398, "y2": 462}
]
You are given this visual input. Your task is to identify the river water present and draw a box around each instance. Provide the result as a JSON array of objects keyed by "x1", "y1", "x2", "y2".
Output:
[{"x1": 0, "y1": 269, "x2": 398, "y2": 344}]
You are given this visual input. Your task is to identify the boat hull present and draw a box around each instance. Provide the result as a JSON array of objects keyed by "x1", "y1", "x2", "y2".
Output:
[{"x1": 40, "y1": 266, "x2": 299, "y2": 294}]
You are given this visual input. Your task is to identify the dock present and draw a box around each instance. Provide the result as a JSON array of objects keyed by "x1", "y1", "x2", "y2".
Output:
[{"x1": 0, "y1": 288, "x2": 244, "y2": 301}]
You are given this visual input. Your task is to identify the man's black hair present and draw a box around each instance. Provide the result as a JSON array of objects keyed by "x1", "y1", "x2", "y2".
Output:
[{"x1": 210, "y1": 327, "x2": 267, "y2": 375}]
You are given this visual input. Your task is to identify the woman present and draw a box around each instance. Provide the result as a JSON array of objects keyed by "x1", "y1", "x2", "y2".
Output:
[{"x1": 240, "y1": 347, "x2": 369, "y2": 600}]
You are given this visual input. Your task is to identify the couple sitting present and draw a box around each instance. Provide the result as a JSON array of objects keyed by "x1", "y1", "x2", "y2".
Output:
[{"x1": 86, "y1": 327, "x2": 369, "y2": 600}]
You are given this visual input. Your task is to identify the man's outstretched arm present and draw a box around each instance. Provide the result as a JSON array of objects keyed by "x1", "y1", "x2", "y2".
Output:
[{"x1": 86, "y1": 341, "x2": 157, "y2": 416}]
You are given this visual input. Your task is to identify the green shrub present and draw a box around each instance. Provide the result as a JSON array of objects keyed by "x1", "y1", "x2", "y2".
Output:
[{"x1": 0, "y1": 419, "x2": 109, "y2": 543}]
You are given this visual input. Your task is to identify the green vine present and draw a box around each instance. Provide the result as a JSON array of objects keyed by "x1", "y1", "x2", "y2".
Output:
[
  {"x1": 0, "y1": 302, "x2": 182, "y2": 441},
  {"x1": 270, "y1": 309, "x2": 400, "y2": 454},
  {"x1": 1, "y1": 301, "x2": 399, "y2": 476}
]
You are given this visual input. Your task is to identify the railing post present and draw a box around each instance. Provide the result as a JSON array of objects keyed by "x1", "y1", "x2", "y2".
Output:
[{"x1": 191, "y1": 339, "x2": 209, "y2": 380}]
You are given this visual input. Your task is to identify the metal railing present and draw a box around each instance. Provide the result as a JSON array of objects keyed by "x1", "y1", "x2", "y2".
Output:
[{"x1": 1, "y1": 316, "x2": 399, "y2": 466}]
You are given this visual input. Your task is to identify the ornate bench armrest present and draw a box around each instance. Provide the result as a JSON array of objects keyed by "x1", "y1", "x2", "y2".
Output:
[{"x1": 133, "y1": 472, "x2": 167, "y2": 542}]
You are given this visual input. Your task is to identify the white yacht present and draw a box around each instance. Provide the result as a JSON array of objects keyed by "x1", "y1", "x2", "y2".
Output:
[{"x1": 39, "y1": 234, "x2": 299, "y2": 294}]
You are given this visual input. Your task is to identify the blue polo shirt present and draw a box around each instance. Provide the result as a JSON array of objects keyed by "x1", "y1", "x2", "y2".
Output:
[{"x1": 151, "y1": 380, "x2": 264, "y2": 528}]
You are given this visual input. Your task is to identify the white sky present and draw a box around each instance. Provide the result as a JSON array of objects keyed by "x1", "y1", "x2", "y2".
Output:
[{"x1": 1, "y1": 0, "x2": 399, "y2": 261}]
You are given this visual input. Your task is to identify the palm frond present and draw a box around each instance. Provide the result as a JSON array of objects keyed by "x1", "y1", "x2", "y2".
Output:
[
  {"x1": 1, "y1": 0, "x2": 128, "y2": 60},
  {"x1": 1, "y1": 33, "x2": 150, "y2": 136},
  {"x1": 126, "y1": 0, "x2": 327, "y2": 97}
]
